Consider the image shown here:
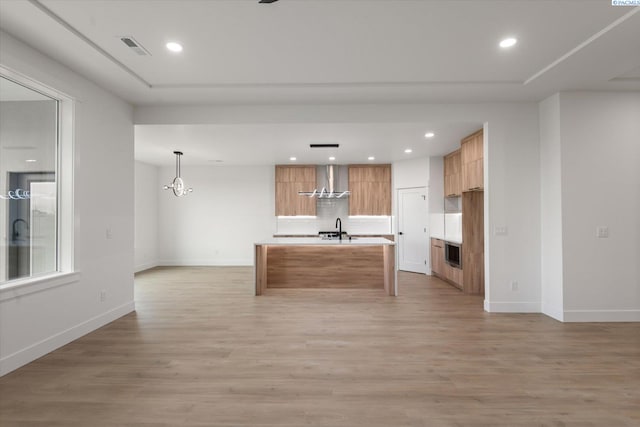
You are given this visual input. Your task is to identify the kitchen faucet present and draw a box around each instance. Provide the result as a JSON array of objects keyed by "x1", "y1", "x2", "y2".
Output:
[
  {"x1": 12, "y1": 218, "x2": 29, "y2": 241},
  {"x1": 335, "y1": 217, "x2": 342, "y2": 240}
]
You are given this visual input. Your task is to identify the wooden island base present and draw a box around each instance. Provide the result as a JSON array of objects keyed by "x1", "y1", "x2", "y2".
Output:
[{"x1": 255, "y1": 239, "x2": 396, "y2": 296}]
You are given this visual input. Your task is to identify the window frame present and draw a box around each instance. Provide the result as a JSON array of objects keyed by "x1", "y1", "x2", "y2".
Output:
[{"x1": 0, "y1": 66, "x2": 76, "y2": 296}]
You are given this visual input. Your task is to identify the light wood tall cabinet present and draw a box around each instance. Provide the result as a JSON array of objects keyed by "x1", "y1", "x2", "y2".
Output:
[
  {"x1": 462, "y1": 191, "x2": 484, "y2": 294},
  {"x1": 348, "y1": 164, "x2": 392, "y2": 216},
  {"x1": 461, "y1": 129, "x2": 483, "y2": 192},
  {"x1": 444, "y1": 149, "x2": 462, "y2": 197},
  {"x1": 275, "y1": 165, "x2": 317, "y2": 216},
  {"x1": 439, "y1": 128, "x2": 484, "y2": 295}
]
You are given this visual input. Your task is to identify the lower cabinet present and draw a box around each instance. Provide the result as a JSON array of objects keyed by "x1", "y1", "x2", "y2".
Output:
[
  {"x1": 430, "y1": 238, "x2": 445, "y2": 277},
  {"x1": 430, "y1": 238, "x2": 463, "y2": 290},
  {"x1": 443, "y1": 262, "x2": 463, "y2": 290}
]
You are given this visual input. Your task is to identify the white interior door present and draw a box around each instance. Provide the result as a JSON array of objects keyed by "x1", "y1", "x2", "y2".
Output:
[{"x1": 398, "y1": 187, "x2": 428, "y2": 273}]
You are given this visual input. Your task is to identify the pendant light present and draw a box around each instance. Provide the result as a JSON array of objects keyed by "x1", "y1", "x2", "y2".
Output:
[{"x1": 163, "y1": 151, "x2": 193, "y2": 197}]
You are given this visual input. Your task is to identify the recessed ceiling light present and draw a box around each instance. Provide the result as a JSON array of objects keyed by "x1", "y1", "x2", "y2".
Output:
[
  {"x1": 368, "y1": 156, "x2": 375, "y2": 161},
  {"x1": 424, "y1": 132, "x2": 435, "y2": 138},
  {"x1": 166, "y1": 42, "x2": 183, "y2": 52},
  {"x1": 25, "y1": 159, "x2": 37, "y2": 163},
  {"x1": 404, "y1": 148, "x2": 412, "y2": 154},
  {"x1": 499, "y1": 38, "x2": 517, "y2": 48},
  {"x1": 289, "y1": 157, "x2": 297, "y2": 161},
  {"x1": 329, "y1": 156, "x2": 336, "y2": 161}
]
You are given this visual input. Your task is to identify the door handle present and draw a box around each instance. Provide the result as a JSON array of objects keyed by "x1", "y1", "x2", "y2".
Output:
[{"x1": 399, "y1": 232, "x2": 403, "y2": 235}]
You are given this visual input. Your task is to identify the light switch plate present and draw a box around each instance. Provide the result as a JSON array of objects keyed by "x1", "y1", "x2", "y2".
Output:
[
  {"x1": 494, "y1": 226, "x2": 508, "y2": 236},
  {"x1": 596, "y1": 226, "x2": 609, "y2": 238}
]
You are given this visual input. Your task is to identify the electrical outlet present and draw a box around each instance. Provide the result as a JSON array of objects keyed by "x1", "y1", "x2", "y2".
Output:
[
  {"x1": 99, "y1": 289, "x2": 107, "y2": 302},
  {"x1": 510, "y1": 281, "x2": 518, "y2": 291},
  {"x1": 106, "y1": 227, "x2": 113, "y2": 239},
  {"x1": 596, "y1": 226, "x2": 609, "y2": 238}
]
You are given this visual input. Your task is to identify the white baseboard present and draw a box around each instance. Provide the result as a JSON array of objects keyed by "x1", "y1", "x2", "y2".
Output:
[
  {"x1": 159, "y1": 259, "x2": 253, "y2": 266},
  {"x1": 484, "y1": 301, "x2": 639, "y2": 322},
  {"x1": 562, "y1": 309, "x2": 640, "y2": 322},
  {"x1": 0, "y1": 301, "x2": 135, "y2": 377},
  {"x1": 484, "y1": 300, "x2": 541, "y2": 313},
  {"x1": 541, "y1": 302, "x2": 564, "y2": 322},
  {"x1": 134, "y1": 261, "x2": 159, "y2": 273}
]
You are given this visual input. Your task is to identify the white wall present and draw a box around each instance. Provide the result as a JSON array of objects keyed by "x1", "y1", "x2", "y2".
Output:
[
  {"x1": 393, "y1": 157, "x2": 429, "y2": 189},
  {"x1": 136, "y1": 102, "x2": 542, "y2": 313},
  {"x1": 484, "y1": 112, "x2": 541, "y2": 313},
  {"x1": 0, "y1": 31, "x2": 134, "y2": 375},
  {"x1": 429, "y1": 156, "x2": 445, "y2": 241},
  {"x1": 157, "y1": 165, "x2": 274, "y2": 265},
  {"x1": 539, "y1": 94, "x2": 564, "y2": 321},
  {"x1": 134, "y1": 161, "x2": 159, "y2": 272},
  {"x1": 559, "y1": 92, "x2": 640, "y2": 321}
]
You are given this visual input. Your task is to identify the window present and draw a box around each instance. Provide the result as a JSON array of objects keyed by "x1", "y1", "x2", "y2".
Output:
[{"x1": 0, "y1": 75, "x2": 61, "y2": 284}]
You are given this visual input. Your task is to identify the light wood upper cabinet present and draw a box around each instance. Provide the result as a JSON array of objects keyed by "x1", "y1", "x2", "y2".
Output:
[
  {"x1": 275, "y1": 165, "x2": 317, "y2": 216},
  {"x1": 444, "y1": 149, "x2": 462, "y2": 197},
  {"x1": 348, "y1": 164, "x2": 391, "y2": 216},
  {"x1": 461, "y1": 129, "x2": 483, "y2": 192}
]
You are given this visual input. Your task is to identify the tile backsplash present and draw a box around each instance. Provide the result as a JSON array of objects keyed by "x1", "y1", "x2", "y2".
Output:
[
  {"x1": 444, "y1": 212, "x2": 462, "y2": 243},
  {"x1": 276, "y1": 198, "x2": 392, "y2": 235}
]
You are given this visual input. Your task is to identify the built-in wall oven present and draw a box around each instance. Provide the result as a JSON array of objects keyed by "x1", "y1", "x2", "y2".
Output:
[{"x1": 445, "y1": 241, "x2": 462, "y2": 269}]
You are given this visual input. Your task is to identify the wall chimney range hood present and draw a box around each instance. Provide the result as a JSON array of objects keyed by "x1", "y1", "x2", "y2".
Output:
[{"x1": 299, "y1": 165, "x2": 350, "y2": 199}]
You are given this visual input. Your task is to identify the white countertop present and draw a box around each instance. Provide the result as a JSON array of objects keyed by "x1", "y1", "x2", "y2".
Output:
[
  {"x1": 256, "y1": 237, "x2": 394, "y2": 246},
  {"x1": 272, "y1": 233, "x2": 393, "y2": 237}
]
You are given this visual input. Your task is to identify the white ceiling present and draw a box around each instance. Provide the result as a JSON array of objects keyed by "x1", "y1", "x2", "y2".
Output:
[
  {"x1": 1, "y1": 0, "x2": 639, "y2": 165},
  {"x1": 135, "y1": 121, "x2": 482, "y2": 166}
]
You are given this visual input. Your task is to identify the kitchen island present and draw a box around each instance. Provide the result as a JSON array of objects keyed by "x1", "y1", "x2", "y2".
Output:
[{"x1": 254, "y1": 237, "x2": 396, "y2": 296}]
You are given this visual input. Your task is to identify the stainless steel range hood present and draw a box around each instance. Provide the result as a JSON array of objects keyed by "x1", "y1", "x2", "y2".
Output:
[{"x1": 298, "y1": 165, "x2": 350, "y2": 199}]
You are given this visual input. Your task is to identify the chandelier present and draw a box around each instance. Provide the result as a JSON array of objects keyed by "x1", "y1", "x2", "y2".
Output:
[{"x1": 163, "y1": 151, "x2": 193, "y2": 197}]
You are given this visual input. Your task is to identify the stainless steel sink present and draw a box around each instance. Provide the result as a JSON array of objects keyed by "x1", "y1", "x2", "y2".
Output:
[
  {"x1": 319, "y1": 231, "x2": 347, "y2": 240},
  {"x1": 320, "y1": 235, "x2": 357, "y2": 241},
  {"x1": 321, "y1": 235, "x2": 342, "y2": 240}
]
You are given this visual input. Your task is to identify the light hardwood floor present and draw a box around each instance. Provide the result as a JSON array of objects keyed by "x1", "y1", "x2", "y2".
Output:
[{"x1": 1, "y1": 267, "x2": 639, "y2": 426}]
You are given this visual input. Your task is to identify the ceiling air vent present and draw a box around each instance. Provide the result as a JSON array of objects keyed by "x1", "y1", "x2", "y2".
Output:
[{"x1": 120, "y1": 37, "x2": 151, "y2": 56}]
